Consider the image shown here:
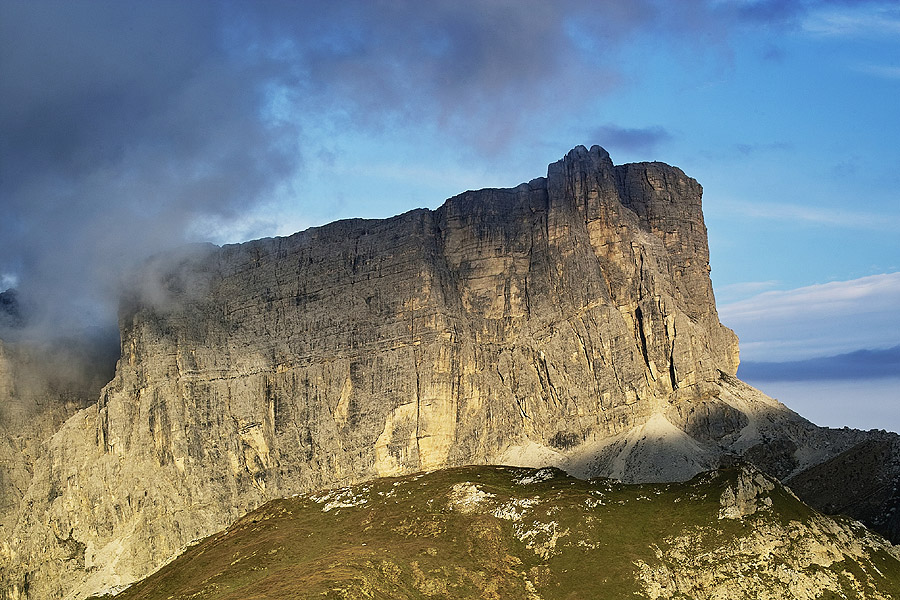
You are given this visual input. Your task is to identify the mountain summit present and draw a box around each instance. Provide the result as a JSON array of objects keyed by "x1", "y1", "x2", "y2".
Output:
[{"x1": 1, "y1": 146, "x2": 897, "y2": 599}]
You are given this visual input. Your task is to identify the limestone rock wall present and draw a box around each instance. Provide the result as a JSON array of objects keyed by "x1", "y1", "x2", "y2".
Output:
[
  {"x1": 0, "y1": 146, "x2": 882, "y2": 599},
  {"x1": 0, "y1": 337, "x2": 113, "y2": 542}
]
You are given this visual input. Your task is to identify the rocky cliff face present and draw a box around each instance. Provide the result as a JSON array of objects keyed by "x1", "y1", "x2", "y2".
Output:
[
  {"x1": 0, "y1": 332, "x2": 115, "y2": 543},
  {"x1": 0, "y1": 146, "x2": 896, "y2": 599}
]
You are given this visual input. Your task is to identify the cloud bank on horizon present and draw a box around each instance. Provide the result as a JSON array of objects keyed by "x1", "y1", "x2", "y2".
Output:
[
  {"x1": 720, "y1": 273, "x2": 900, "y2": 432},
  {"x1": 719, "y1": 272, "x2": 900, "y2": 362},
  {"x1": 1, "y1": 0, "x2": 898, "y2": 399}
]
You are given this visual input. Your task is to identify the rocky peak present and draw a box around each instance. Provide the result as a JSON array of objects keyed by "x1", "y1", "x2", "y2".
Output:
[
  {"x1": 548, "y1": 144, "x2": 615, "y2": 188},
  {"x1": 716, "y1": 464, "x2": 778, "y2": 520},
  {"x1": 0, "y1": 146, "x2": 895, "y2": 600}
]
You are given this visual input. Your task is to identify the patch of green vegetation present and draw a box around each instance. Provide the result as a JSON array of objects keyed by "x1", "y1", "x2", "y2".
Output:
[{"x1": 89, "y1": 465, "x2": 900, "y2": 600}]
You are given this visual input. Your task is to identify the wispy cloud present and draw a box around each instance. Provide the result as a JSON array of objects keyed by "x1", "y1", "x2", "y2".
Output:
[
  {"x1": 854, "y1": 63, "x2": 900, "y2": 79},
  {"x1": 716, "y1": 198, "x2": 900, "y2": 231},
  {"x1": 803, "y1": 4, "x2": 900, "y2": 38},
  {"x1": 590, "y1": 124, "x2": 673, "y2": 155},
  {"x1": 699, "y1": 141, "x2": 792, "y2": 163},
  {"x1": 719, "y1": 272, "x2": 900, "y2": 361},
  {"x1": 0, "y1": 274, "x2": 18, "y2": 293},
  {"x1": 714, "y1": 280, "x2": 780, "y2": 304},
  {"x1": 722, "y1": 272, "x2": 900, "y2": 320},
  {"x1": 733, "y1": 141, "x2": 792, "y2": 156},
  {"x1": 350, "y1": 163, "x2": 498, "y2": 193}
]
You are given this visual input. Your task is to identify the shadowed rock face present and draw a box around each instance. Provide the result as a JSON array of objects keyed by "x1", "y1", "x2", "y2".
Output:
[
  {"x1": 0, "y1": 146, "x2": 895, "y2": 599},
  {"x1": 787, "y1": 437, "x2": 900, "y2": 543}
]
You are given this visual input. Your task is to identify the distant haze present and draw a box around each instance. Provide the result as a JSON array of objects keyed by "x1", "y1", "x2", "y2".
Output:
[{"x1": 745, "y1": 378, "x2": 900, "y2": 434}]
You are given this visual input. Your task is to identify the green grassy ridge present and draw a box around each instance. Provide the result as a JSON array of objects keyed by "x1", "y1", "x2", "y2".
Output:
[{"x1": 91, "y1": 465, "x2": 900, "y2": 600}]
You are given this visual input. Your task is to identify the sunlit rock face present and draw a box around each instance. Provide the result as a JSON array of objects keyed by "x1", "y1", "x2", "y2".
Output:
[
  {"x1": 0, "y1": 332, "x2": 115, "y2": 550},
  {"x1": 0, "y1": 146, "x2": 895, "y2": 599}
]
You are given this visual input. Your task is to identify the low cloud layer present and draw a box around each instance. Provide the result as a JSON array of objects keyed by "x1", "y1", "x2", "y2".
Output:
[
  {"x1": 717, "y1": 198, "x2": 899, "y2": 231},
  {"x1": 750, "y1": 378, "x2": 900, "y2": 433},
  {"x1": 719, "y1": 272, "x2": 900, "y2": 362},
  {"x1": 739, "y1": 345, "x2": 900, "y2": 381},
  {"x1": 803, "y1": 3, "x2": 900, "y2": 37}
]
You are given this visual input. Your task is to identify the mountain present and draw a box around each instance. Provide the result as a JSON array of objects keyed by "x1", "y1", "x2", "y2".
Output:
[
  {"x1": 89, "y1": 465, "x2": 900, "y2": 600},
  {"x1": 1, "y1": 145, "x2": 897, "y2": 599},
  {"x1": 0, "y1": 306, "x2": 117, "y2": 545}
]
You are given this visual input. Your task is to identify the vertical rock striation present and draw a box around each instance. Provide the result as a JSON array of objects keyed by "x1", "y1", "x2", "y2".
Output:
[
  {"x1": 0, "y1": 333, "x2": 115, "y2": 546},
  {"x1": 0, "y1": 146, "x2": 895, "y2": 599}
]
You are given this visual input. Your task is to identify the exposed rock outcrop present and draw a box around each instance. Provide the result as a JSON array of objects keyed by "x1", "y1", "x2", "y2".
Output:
[
  {"x1": 0, "y1": 333, "x2": 115, "y2": 541},
  {"x1": 91, "y1": 465, "x2": 900, "y2": 600},
  {"x1": 635, "y1": 470, "x2": 900, "y2": 600},
  {"x1": 718, "y1": 464, "x2": 776, "y2": 519},
  {"x1": 0, "y1": 146, "x2": 896, "y2": 599}
]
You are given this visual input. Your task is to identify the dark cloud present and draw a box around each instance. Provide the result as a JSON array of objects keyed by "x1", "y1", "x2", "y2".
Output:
[
  {"x1": 0, "y1": 0, "x2": 839, "y2": 343},
  {"x1": 0, "y1": 1, "x2": 302, "y2": 339},
  {"x1": 590, "y1": 124, "x2": 673, "y2": 155},
  {"x1": 739, "y1": 345, "x2": 900, "y2": 382},
  {"x1": 230, "y1": 0, "x2": 644, "y2": 151}
]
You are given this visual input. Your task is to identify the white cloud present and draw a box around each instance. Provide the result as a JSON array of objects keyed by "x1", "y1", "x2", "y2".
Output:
[
  {"x1": 803, "y1": 5, "x2": 900, "y2": 38},
  {"x1": 0, "y1": 273, "x2": 17, "y2": 292},
  {"x1": 716, "y1": 198, "x2": 900, "y2": 231},
  {"x1": 719, "y1": 272, "x2": 900, "y2": 361},
  {"x1": 714, "y1": 279, "x2": 780, "y2": 304},
  {"x1": 187, "y1": 200, "x2": 317, "y2": 246},
  {"x1": 854, "y1": 63, "x2": 900, "y2": 80}
]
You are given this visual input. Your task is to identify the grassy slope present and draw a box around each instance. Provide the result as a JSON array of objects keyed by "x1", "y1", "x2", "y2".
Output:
[{"x1": 91, "y1": 466, "x2": 900, "y2": 600}]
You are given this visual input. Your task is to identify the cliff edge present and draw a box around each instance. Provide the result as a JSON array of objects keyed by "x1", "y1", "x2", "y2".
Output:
[{"x1": 1, "y1": 146, "x2": 896, "y2": 599}]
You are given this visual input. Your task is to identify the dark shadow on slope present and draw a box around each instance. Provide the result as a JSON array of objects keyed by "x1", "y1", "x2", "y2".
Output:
[
  {"x1": 787, "y1": 438, "x2": 900, "y2": 544},
  {"x1": 718, "y1": 373, "x2": 900, "y2": 544},
  {"x1": 560, "y1": 372, "x2": 900, "y2": 544}
]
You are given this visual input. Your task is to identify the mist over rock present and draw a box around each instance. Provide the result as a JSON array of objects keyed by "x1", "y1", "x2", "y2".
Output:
[
  {"x1": 1, "y1": 146, "x2": 897, "y2": 599},
  {"x1": 0, "y1": 327, "x2": 118, "y2": 543},
  {"x1": 0, "y1": 290, "x2": 21, "y2": 330}
]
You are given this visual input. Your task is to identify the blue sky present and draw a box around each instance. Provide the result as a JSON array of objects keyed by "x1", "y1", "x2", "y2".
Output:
[{"x1": 1, "y1": 1, "x2": 898, "y2": 430}]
